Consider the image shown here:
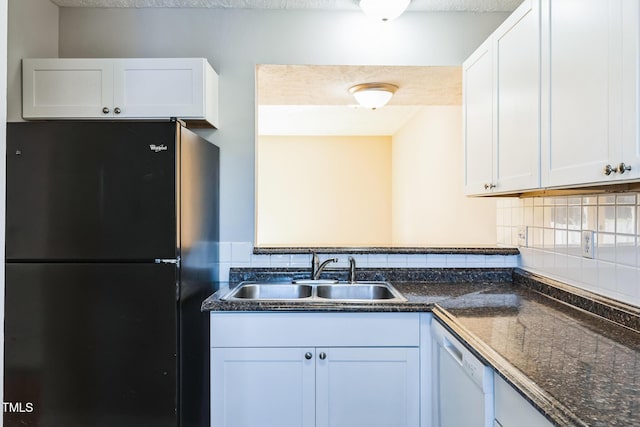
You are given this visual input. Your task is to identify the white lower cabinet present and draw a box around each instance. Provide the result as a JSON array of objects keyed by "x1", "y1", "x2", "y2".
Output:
[
  {"x1": 211, "y1": 347, "x2": 316, "y2": 427},
  {"x1": 494, "y1": 374, "x2": 553, "y2": 427},
  {"x1": 315, "y1": 347, "x2": 419, "y2": 427},
  {"x1": 210, "y1": 312, "x2": 420, "y2": 427}
]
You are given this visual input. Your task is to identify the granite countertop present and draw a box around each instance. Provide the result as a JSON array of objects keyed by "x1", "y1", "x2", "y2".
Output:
[
  {"x1": 201, "y1": 268, "x2": 640, "y2": 427},
  {"x1": 202, "y1": 267, "x2": 512, "y2": 312},
  {"x1": 202, "y1": 280, "x2": 500, "y2": 312},
  {"x1": 436, "y1": 283, "x2": 640, "y2": 427}
]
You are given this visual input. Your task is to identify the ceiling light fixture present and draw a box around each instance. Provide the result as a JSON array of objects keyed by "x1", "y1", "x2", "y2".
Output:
[
  {"x1": 349, "y1": 83, "x2": 399, "y2": 109},
  {"x1": 359, "y1": 0, "x2": 411, "y2": 22}
]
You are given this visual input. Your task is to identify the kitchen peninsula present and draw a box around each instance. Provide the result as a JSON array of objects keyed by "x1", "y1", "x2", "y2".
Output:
[{"x1": 204, "y1": 267, "x2": 640, "y2": 427}]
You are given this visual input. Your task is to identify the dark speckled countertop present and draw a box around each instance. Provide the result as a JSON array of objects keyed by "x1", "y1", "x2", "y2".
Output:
[
  {"x1": 202, "y1": 268, "x2": 640, "y2": 427},
  {"x1": 436, "y1": 284, "x2": 640, "y2": 427},
  {"x1": 202, "y1": 280, "x2": 499, "y2": 312}
]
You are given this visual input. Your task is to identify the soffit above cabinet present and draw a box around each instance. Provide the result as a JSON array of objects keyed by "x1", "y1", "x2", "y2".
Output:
[{"x1": 49, "y1": 0, "x2": 521, "y2": 12}]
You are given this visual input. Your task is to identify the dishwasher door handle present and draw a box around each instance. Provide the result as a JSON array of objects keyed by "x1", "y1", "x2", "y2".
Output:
[{"x1": 443, "y1": 336, "x2": 464, "y2": 366}]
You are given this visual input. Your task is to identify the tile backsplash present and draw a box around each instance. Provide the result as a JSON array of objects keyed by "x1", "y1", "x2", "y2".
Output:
[
  {"x1": 215, "y1": 242, "x2": 518, "y2": 282},
  {"x1": 497, "y1": 192, "x2": 640, "y2": 307}
]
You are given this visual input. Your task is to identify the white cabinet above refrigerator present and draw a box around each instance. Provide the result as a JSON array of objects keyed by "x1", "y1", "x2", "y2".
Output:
[{"x1": 22, "y1": 57, "x2": 219, "y2": 128}]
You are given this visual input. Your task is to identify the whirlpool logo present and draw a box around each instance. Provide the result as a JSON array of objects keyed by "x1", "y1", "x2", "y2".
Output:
[
  {"x1": 149, "y1": 144, "x2": 168, "y2": 153},
  {"x1": 3, "y1": 402, "x2": 35, "y2": 413}
]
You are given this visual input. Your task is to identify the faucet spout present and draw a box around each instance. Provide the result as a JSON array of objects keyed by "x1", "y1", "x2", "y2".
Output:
[
  {"x1": 348, "y1": 256, "x2": 357, "y2": 283},
  {"x1": 311, "y1": 252, "x2": 338, "y2": 280}
]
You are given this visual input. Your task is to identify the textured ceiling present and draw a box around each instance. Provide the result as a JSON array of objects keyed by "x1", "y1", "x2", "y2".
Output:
[
  {"x1": 257, "y1": 64, "x2": 461, "y2": 135},
  {"x1": 50, "y1": 0, "x2": 522, "y2": 12},
  {"x1": 257, "y1": 64, "x2": 461, "y2": 106}
]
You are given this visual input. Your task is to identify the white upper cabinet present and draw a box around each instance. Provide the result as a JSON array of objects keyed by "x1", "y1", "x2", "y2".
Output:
[
  {"x1": 465, "y1": 0, "x2": 640, "y2": 194},
  {"x1": 464, "y1": 0, "x2": 540, "y2": 196},
  {"x1": 494, "y1": 0, "x2": 540, "y2": 193},
  {"x1": 22, "y1": 59, "x2": 113, "y2": 119},
  {"x1": 23, "y1": 58, "x2": 219, "y2": 128},
  {"x1": 463, "y1": 38, "x2": 495, "y2": 195},
  {"x1": 541, "y1": 0, "x2": 639, "y2": 186}
]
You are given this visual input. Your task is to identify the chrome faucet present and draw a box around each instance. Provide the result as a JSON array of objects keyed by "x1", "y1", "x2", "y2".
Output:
[
  {"x1": 348, "y1": 256, "x2": 357, "y2": 283},
  {"x1": 311, "y1": 253, "x2": 338, "y2": 280}
]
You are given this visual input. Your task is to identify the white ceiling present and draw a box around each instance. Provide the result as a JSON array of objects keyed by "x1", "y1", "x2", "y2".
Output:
[{"x1": 50, "y1": 0, "x2": 521, "y2": 12}]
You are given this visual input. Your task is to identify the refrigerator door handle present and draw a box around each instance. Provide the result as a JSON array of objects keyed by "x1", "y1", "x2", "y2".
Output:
[{"x1": 155, "y1": 258, "x2": 180, "y2": 268}]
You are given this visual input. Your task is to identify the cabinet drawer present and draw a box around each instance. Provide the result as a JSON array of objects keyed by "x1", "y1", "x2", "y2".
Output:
[{"x1": 210, "y1": 312, "x2": 420, "y2": 347}]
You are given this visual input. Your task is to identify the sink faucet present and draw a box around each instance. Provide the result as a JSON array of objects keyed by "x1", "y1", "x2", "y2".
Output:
[
  {"x1": 348, "y1": 256, "x2": 357, "y2": 283},
  {"x1": 311, "y1": 253, "x2": 338, "y2": 280}
]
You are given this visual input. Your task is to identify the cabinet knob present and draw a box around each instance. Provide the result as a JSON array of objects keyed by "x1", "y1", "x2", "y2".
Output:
[
  {"x1": 604, "y1": 164, "x2": 616, "y2": 175},
  {"x1": 319, "y1": 352, "x2": 327, "y2": 360},
  {"x1": 617, "y1": 163, "x2": 632, "y2": 174},
  {"x1": 304, "y1": 352, "x2": 313, "y2": 360},
  {"x1": 114, "y1": 107, "x2": 121, "y2": 115},
  {"x1": 102, "y1": 107, "x2": 110, "y2": 114},
  {"x1": 484, "y1": 183, "x2": 496, "y2": 190}
]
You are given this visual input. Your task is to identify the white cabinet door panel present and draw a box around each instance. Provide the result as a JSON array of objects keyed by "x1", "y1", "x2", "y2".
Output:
[
  {"x1": 494, "y1": 374, "x2": 553, "y2": 427},
  {"x1": 464, "y1": 41, "x2": 495, "y2": 195},
  {"x1": 211, "y1": 347, "x2": 315, "y2": 427},
  {"x1": 495, "y1": 0, "x2": 540, "y2": 192},
  {"x1": 315, "y1": 347, "x2": 419, "y2": 427},
  {"x1": 621, "y1": 0, "x2": 640, "y2": 179},
  {"x1": 23, "y1": 58, "x2": 113, "y2": 118},
  {"x1": 543, "y1": 0, "x2": 619, "y2": 186},
  {"x1": 113, "y1": 58, "x2": 205, "y2": 119}
]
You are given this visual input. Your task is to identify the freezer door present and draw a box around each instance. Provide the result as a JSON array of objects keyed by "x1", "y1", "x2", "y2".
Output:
[
  {"x1": 6, "y1": 121, "x2": 177, "y2": 261},
  {"x1": 4, "y1": 263, "x2": 178, "y2": 427}
]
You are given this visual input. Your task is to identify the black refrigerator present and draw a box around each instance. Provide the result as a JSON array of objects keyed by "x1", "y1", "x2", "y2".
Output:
[{"x1": 4, "y1": 121, "x2": 219, "y2": 427}]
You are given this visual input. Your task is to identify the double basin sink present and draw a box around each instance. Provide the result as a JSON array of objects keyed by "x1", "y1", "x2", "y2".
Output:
[{"x1": 221, "y1": 280, "x2": 407, "y2": 303}]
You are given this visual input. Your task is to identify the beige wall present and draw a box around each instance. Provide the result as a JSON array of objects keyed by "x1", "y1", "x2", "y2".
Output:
[
  {"x1": 257, "y1": 135, "x2": 392, "y2": 246},
  {"x1": 391, "y1": 106, "x2": 497, "y2": 245}
]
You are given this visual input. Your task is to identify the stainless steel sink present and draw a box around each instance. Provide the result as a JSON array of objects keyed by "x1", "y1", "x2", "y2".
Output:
[
  {"x1": 220, "y1": 281, "x2": 406, "y2": 303},
  {"x1": 222, "y1": 283, "x2": 313, "y2": 300},
  {"x1": 316, "y1": 283, "x2": 401, "y2": 301}
]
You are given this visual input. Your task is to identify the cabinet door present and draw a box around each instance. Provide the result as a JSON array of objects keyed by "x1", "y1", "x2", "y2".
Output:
[
  {"x1": 211, "y1": 347, "x2": 315, "y2": 427},
  {"x1": 22, "y1": 58, "x2": 113, "y2": 118},
  {"x1": 113, "y1": 58, "x2": 205, "y2": 119},
  {"x1": 494, "y1": 0, "x2": 540, "y2": 192},
  {"x1": 316, "y1": 347, "x2": 419, "y2": 427},
  {"x1": 621, "y1": 0, "x2": 640, "y2": 179},
  {"x1": 542, "y1": 0, "x2": 622, "y2": 186},
  {"x1": 464, "y1": 39, "x2": 495, "y2": 195},
  {"x1": 494, "y1": 374, "x2": 553, "y2": 427}
]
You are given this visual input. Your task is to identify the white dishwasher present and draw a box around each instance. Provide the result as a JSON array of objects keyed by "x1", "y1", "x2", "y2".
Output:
[{"x1": 431, "y1": 319, "x2": 494, "y2": 427}]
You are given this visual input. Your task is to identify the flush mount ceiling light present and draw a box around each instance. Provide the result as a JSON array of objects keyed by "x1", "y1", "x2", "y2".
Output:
[
  {"x1": 349, "y1": 83, "x2": 399, "y2": 109},
  {"x1": 359, "y1": 0, "x2": 411, "y2": 22}
]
